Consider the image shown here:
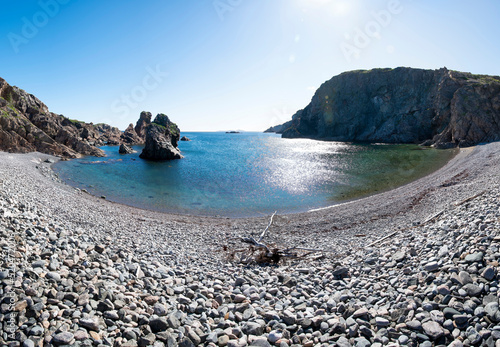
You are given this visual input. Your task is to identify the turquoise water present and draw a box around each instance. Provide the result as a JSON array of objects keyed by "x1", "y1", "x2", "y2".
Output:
[{"x1": 53, "y1": 132, "x2": 456, "y2": 217}]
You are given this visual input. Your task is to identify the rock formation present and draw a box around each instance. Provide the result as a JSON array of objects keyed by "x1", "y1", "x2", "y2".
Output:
[
  {"x1": 134, "y1": 111, "x2": 152, "y2": 139},
  {"x1": 271, "y1": 68, "x2": 500, "y2": 148},
  {"x1": 0, "y1": 77, "x2": 168, "y2": 158},
  {"x1": 139, "y1": 114, "x2": 183, "y2": 160},
  {"x1": 121, "y1": 123, "x2": 143, "y2": 144},
  {"x1": 180, "y1": 136, "x2": 191, "y2": 141},
  {"x1": 93, "y1": 123, "x2": 123, "y2": 145},
  {"x1": 118, "y1": 144, "x2": 135, "y2": 154},
  {"x1": 264, "y1": 122, "x2": 292, "y2": 134},
  {"x1": 0, "y1": 77, "x2": 105, "y2": 158}
]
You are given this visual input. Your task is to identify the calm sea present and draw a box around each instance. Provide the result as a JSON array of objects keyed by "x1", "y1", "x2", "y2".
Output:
[{"x1": 53, "y1": 132, "x2": 456, "y2": 217}]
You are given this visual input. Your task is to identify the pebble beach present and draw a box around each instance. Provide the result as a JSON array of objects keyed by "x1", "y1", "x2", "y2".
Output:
[{"x1": 1, "y1": 142, "x2": 500, "y2": 347}]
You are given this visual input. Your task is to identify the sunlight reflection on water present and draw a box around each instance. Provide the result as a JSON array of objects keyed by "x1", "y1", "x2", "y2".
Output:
[{"x1": 53, "y1": 132, "x2": 456, "y2": 217}]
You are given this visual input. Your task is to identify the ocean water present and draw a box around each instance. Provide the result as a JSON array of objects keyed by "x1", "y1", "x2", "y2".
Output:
[{"x1": 53, "y1": 132, "x2": 456, "y2": 217}]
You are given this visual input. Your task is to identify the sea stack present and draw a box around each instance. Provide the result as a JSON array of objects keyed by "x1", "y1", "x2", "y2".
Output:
[{"x1": 139, "y1": 113, "x2": 183, "y2": 160}]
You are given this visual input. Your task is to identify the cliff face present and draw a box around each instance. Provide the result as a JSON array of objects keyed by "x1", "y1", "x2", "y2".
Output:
[
  {"x1": 0, "y1": 77, "x2": 107, "y2": 158},
  {"x1": 276, "y1": 68, "x2": 500, "y2": 148},
  {"x1": 0, "y1": 77, "x2": 157, "y2": 158}
]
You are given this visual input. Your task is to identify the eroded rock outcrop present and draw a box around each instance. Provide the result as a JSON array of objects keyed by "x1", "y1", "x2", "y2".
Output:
[
  {"x1": 118, "y1": 111, "x2": 152, "y2": 145},
  {"x1": 118, "y1": 144, "x2": 135, "y2": 154},
  {"x1": 139, "y1": 114, "x2": 183, "y2": 160},
  {"x1": 0, "y1": 77, "x2": 105, "y2": 158},
  {"x1": 273, "y1": 68, "x2": 500, "y2": 147},
  {"x1": 121, "y1": 123, "x2": 143, "y2": 144},
  {"x1": 94, "y1": 123, "x2": 123, "y2": 145},
  {"x1": 134, "y1": 111, "x2": 152, "y2": 139},
  {"x1": 0, "y1": 77, "x2": 163, "y2": 158}
]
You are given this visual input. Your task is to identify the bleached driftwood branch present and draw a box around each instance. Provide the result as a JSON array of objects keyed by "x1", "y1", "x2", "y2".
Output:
[
  {"x1": 228, "y1": 211, "x2": 328, "y2": 264},
  {"x1": 257, "y1": 211, "x2": 277, "y2": 243}
]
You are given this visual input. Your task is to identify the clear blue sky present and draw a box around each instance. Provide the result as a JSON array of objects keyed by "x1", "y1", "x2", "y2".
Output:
[{"x1": 1, "y1": 0, "x2": 499, "y2": 131}]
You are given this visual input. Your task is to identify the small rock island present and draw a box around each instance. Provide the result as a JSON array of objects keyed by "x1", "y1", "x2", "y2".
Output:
[{"x1": 139, "y1": 114, "x2": 183, "y2": 160}]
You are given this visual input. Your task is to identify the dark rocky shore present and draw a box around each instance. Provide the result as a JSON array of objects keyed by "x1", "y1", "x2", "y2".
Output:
[
  {"x1": 1, "y1": 140, "x2": 499, "y2": 346},
  {"x1": 0, "y1": 77, "x2": 182, "y2": 161},
  {"x1": 268, "y1": 67, "x2": 500, "y2": 149}
]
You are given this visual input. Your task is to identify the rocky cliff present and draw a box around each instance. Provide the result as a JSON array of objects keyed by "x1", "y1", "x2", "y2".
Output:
[
  {"x1": 0, "y1": 77, "x2": 156, "y2": 158},
  {"x1": 139, "y1": 114, "x2": 183, "y2": 160},
  {"x1": 272, "y1": 68, "x2": 500, "y2": 148},
  {"x1": 0, "y1": 77, "x2": 108, "y2": 158}
]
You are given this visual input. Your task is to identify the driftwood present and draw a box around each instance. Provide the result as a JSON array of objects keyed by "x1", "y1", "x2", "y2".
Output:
[
  {"x1": 454, "y1": 190, "x2": 486, "y2": 206},
  {"x1": 228, "y1": 212, "x2": 329, "y2": 265},
  {"x1": 366, "y1": 190, "x2": 489, "y2": 254},
  {"x1": 258, "y1": 211, "x2": 277, "y2": 243},
  {"x1": 423, "y1": 210, "x2": 445, "y2": 225},
  {"x1": 366, "y1": 230, "x2": 399, "y2": 248}
]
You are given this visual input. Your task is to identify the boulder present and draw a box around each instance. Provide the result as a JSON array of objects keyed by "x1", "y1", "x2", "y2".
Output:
[
  {"x1": 139, "y1": 114, "x2": 183, "y2": 161},
  {"x1": 180, "y1": 136, "x2": 191, "y2": 141},
  {"x1": 119, "y1": 144, "x2": 135, "y2": 154}
]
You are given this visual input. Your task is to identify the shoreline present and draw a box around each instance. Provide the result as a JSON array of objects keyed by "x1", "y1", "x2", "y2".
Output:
[
  {"x1": 1, "y1": 142, "x2": 499, "y2": 346},
  {"x1": 51, "y1": 141, "x2": 459, "y2": 220},
  {"x1": 0, "y1": 143, "x2": 496, "y2": 256}
]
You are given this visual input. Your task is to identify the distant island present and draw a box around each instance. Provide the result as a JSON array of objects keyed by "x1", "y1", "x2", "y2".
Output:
[
  {"x1": 225, "y1": 131, "x2": 240, "y2": 133},
  {"x1": 266, "y1": 67, "x2": 500, "y2": 148}
]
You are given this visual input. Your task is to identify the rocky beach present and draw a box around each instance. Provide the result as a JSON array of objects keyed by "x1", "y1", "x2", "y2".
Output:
[{"x1": 1, "y1": 140, "x2": 499, "y2": 347}]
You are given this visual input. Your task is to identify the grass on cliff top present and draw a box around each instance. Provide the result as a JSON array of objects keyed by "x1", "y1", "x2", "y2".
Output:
[
  {"x1": 151, "y1": 122, "x2": 180, "y2": 135},
  {"x1": 62, "y1": 116, "x2": 85, "y2": 125},
  {"x1": 345, "y1": 68, "x2": 395, "y2": 75},
  {"x1": 454, "y1": 71, "x2": 500, "y2": 85}
]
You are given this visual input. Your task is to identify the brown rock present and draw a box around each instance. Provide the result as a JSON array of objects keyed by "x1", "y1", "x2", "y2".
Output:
[
  {"x1": 134, "y1": 111, "x2": 152, "y2": 139},
  {"x1": 0, "y1": 76, "x2": 105, "y2": 158},
  {"x1": 144, "y1": 295, "x2": 160, "y2": 305},
  {"x1": 14, "y1": 300, "x2": 28, "y2": 312},
  {"x1": 121, "y1": 123, "x2": 143, "y2": 144},
  {"x1": 89, "y1": 331, "x2": 101, "y2": 340}
]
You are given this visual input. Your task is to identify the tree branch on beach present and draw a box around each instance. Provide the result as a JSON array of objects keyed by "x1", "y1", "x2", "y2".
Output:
[{"x1": 227, "y1": 211, "x2": 330, "y2": 265}]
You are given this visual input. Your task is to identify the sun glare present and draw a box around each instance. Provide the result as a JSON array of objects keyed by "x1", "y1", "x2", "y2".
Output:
[{"x1": 298, "y1": 0, "x2": 353, "y2": 16}]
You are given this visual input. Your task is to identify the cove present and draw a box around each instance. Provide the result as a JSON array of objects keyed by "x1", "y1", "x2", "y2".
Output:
[{"x1": 53, "y1": 132, "x2": 457, "y2": 217}]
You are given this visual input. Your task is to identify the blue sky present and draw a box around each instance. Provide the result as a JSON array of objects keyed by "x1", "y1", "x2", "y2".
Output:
[{"x1": 1, "y1": 0, "x2": 499, "y2": 131}]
